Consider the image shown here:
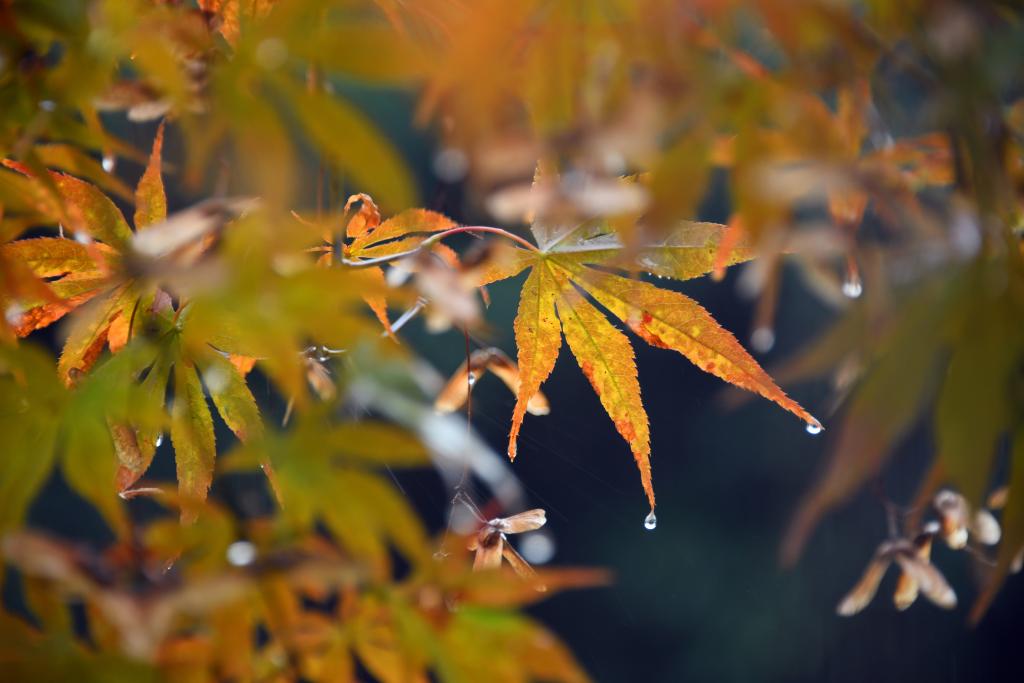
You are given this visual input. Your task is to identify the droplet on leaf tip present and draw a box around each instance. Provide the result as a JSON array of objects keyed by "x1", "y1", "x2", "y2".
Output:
[
  {"x1": 155, "y1": 433, "x2": 164, "y2": 448},
  {"x1": 101, "y1": 154, "x2": 116, "y2": 173},
  {"x1": 805, "y1": 422, "x2": 822, "y2": 435},
  {"x1": 842, "y1": 276, "x2": 863, "y2": 299},
  {"x1": 644, "y1": 511, "x2": 657, "y2": 530}
]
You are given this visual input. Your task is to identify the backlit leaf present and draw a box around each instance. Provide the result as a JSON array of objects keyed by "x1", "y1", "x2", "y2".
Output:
[{"x1": 170, "y1": 361, "x2": 216, "y2": 524}]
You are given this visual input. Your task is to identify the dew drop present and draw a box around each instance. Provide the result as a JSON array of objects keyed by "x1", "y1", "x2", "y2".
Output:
[
  {"x1": 101, "y1": 154, "x2": 116, "y2": 173},
  {"x1": 643, "y1": 511, "x2": 657, "y2": 530},
  {"x1": 155, "y1": 433, "x2": 164, "y2": 447},
  {"x1": 841, "y1": 276, "x2": 863, "y2": 299},
  {"x1": 805, "y1": 422, "x2": 822, "y2": 435},
  {"x1": 467, "y1": 372, "x2": 478, "y2": 388}
]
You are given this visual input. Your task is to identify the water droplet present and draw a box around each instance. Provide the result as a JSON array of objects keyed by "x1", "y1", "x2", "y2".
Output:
[
  {"x1": 155, "y1": 433, "x2": 164, "y2": 447},
  {"x1": 805, "y1": 422, "x2": 822, "y2": 435},
  {"x1": 226, "y1": 540, "x2": 256, "y2": 567},
  {"x1": 841, "y1": 276, "x2": 863, "y2": 299},
  {"x1": 101, "y1": 154, "x2": 116, "y2": 173},
  {"x1": 750, "y1": 327, "x2": 775, "y2": 353},
  {"x1": 74, "y1": 231, "x2": 93, "y2": 245},
  {"x1": 467, "y1": 372, "x2": 478, "y2": 387},
  {"x1": 644, "y1": 511, "x2": 658, "y2": 530}
]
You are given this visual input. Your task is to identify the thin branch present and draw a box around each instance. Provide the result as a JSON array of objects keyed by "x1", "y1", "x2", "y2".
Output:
[{"x1": 341, "y1": 225, "x2": 538, "y2": 268}]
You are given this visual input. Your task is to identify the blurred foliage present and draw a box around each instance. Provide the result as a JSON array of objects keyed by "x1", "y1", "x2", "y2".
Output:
[{"x1": 2, "y1": 0, "x2": 1024, "y2": 680}]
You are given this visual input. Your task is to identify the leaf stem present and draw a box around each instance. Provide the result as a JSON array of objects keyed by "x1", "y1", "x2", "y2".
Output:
[{"x1": 342, "y1": 225, "x2": 538, "y2": 268}]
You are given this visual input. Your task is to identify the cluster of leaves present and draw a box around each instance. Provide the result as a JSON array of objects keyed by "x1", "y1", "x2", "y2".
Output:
[{"x1": 3, "y1": 0, "x2": 1024, "y2": 679}]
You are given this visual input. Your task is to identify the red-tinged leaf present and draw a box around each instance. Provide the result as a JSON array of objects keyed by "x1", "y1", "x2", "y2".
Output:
[
  {"x1": 56, "y1": 288, "x2": 129, "y2": 385},
  {"x1": 362, "y1": 266, "x2": 394, "y2": 337},
  {"x1": 228, "y1": 354, "x2": 257, "y2": 377},
  {"x1": 135, "y1": 122, "x2": 167, "y2": 230},
  {"x1": 343, "y1": 193, "x2": 381, "y2": 240},
  {"x1": 508, "y1": 263, "x2": 562, "y2": 459},
  {"x1": 200, "y1": 351, "x2": 263, "y2": 443},
  {"x1": 170, "y1": 361, "x2": 216, "y2": 524},
  {"x1": 13, "y1": 284, "x2": 105, "y2": 337},
  {"x1": 553, "y1": 273, "x2": 653, "y2": 511},
  {"x1": 111, "y1": 421, "x2": 148, "y2": 492},
  {"x1": 566, "y1": 264, "x2": 819, "y2": 428},
  {"x1": 349, "y1": 208, "x2": 456, "y2": 253}
]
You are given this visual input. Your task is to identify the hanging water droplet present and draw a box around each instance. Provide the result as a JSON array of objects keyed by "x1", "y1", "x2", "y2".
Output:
[
  {"x1": 841, "y1": 275, "x2": 863, "y2": 299},
  {"x1": 643, "y1": 511, "x2": 658, "y2": 530},
  {"x1": 101, "y1": 154, "x2": 116, "y2": 173},
  {"x1": 467, "y1": 372, "x2": 478, "y2": 388},
  {"x1": 155, "y1": 433, "x2": 164, "y2": 447},
  {"x1": 805, "y1": 422, "x2": 822, "y2": 435}
]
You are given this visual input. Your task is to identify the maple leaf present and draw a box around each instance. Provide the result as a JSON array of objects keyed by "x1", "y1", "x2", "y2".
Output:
[
  {"x1": 472, "y1": 213, "x2": 817, "y2": 514},
  {"x1": 110, "y1": 304, "x2": 267, "y2": 523},
  {"x1": 2, "y1": 124, "x2": 169, "y2": 385},
  {"x1": 306, "y1": 193, "x2": 470, "y2": 333}
]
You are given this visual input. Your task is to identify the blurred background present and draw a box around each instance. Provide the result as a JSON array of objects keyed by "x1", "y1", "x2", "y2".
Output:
[{"x1": 16, "y1": 91, "x2": 1023, "y2": 683}]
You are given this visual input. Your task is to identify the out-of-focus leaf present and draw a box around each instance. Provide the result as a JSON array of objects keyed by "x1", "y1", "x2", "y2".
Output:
[
  {"x1": 279, "y1": 80, "x2": 415, "y2": 211},
  {"x1": 34, "y1": 143, "x2": 133, "y2": 200},
  {"x1": 936, "y1": 290, "x2": 1020, "y2": 506},
  {"x1": 0, "y1": 345, "x2": 62, "y2": 536},
  {"x1": 325, "y1": 421, "x2": 429, "y2": 468},
  {"x1": 781, "y1": 278, "x2": 955, "y2": 565},
  {"x1": 170, "y1": 361, "x2": 216, "y2": 524},
  {"x1": 972, "y1": 428, "x2": 1024, "y2": 623},
  {"x1": 134, "y1": 121, "x2": 167, "y2": 230}
]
